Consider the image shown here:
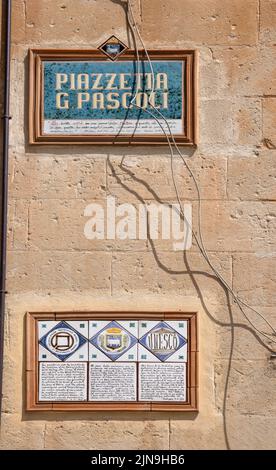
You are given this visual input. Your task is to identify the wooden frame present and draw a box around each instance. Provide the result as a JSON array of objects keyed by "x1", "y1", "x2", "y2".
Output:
[
  {"x1": 29, "y1": 49, "x2": 198, "y2": 146},
  {"x1": 26, "y1": 311, "x2": 198, "y2": 412}
]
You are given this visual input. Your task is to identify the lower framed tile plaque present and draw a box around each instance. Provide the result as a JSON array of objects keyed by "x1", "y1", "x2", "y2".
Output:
[{"x1": 26, "y1": 311, "x2": 198, "y2": 411}]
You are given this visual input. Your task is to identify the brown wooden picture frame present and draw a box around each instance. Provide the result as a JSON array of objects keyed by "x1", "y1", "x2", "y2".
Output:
[
  {"x1": 26, "y1": 311, "x2": 198, "y2": 412},
  {"x1": 29, "y1": 49, "x2": 198, "y2": 146}
]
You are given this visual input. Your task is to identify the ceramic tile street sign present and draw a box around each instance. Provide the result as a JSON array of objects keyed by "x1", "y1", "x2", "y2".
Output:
[
  {"x1": 26, "y1": 312, "x2": 198, "y2": 411},
  {"x1": 29, "y1": 50, "x2": 197, "y2": 145}
]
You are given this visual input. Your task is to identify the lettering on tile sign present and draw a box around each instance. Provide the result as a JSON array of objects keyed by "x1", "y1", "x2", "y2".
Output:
[{"x1": 29, "y1": 50, "x2": 197, "y2": 145}]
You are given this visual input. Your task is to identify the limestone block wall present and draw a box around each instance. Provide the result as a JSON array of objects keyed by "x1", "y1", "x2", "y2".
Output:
[{"x1": 0, "y1": 0, "x2": 275, "y2": 449}]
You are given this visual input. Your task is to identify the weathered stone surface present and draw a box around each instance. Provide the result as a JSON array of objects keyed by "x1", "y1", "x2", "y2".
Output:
[
  {"x1": 200, "y1": 100, "x2": 234, "y2": 145},
  {"x1": 107, "y1": 154, "x2": 227, "y2": 201},
  {"x1": 263, "y1": 98, "x2": 276, "y2": 149},
  {"x1": 6, "y1": 250, "x2": 112, "y2": 293},
  {"x1": 233, "y1": 253, "x2": 276, "y2": 306},
  {"x1": 199, "y1": 47, "x2": 230, "y2": 99},
  {"x1": 9, "y1": 50, "x2": 25, "y2": 150},
  {"x1": 0, "y1": 415, "x2": 45, "y2": 450},
  {"x1": 260, "y1": 1, "x2": 276, "y2": 44},
  {"x1": 172, "y1": 407, "x2": 276, "y2": 450},
  {"x1": 198, "y1": 200, "x2": 276, "y2": 252},
  {"x1": 44, "y1": 420, "x2": 169, "y2": 450},
  {"x1": 1, "y1": 356, "x2": 23, "y2": 415},
  {"x1": 214, "y1": 359, "x2": 276, "y2": 416},
  {"x1": 13, "y1": 0, "x2": 140, "y2": 46},
  {"x1": 9, "y1": 153, "x2": 107, "y2": 200},
  {"x1": 215, "y1": 306, "x2": 276, "y2": 360},
  {"x1": 170, "y1": 418, "x2": 226, "y2": 450},
  {"x1": 141, "y1": 0, "x2": 258, "y2": 46},
  {"x1": 148, "y1": 199, "x2": 276, "y2": 253},
  {"x1": 7, "y1": 199, "x2": 29, "y2": 250},
  {"x1": 200, "y1": 98, "x2": 262, "y2": 150},
  {"x1": 211, "y1": 46, "x2": 276, "y2": 96},
  {"x1": 226, "y1": 414, "x2": 276, "y2": 450},
  {"x1": 112, "y1": 251, "x2": 231, "y2": 303},
  {"x1": 227, "y1": 151, "x2": 276, "y2": 201},
  {"x1": 10, "y1": 0, "x2": 25, "y2": 45},
  {"x1": 28, "y1": 198, "x2": 148, "y2": 252},
  {"x1": 233, "y1": 98, "x2": 262, "y2": 146}
]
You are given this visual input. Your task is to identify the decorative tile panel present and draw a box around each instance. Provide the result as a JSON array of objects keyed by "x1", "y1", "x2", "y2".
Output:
[{"x1": 28, "y1": 313, "x2": 197, "y2": 411}]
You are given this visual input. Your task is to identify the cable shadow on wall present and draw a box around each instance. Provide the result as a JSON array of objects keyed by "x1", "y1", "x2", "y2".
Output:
[
  {"x1": 107, "y1": 0, "x2": 276, "y2": 449},
  {"x1": 19, "y1": 0, "x2": 275, "y2": 451},
  {"x1": 106, "y1": 154, "x2": 275, "y2": 450}
]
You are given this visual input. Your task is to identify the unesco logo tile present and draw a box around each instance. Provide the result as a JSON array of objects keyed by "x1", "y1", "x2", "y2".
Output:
[{"x1": 139, "y1": 321, "x2": 186, "y2": 361}]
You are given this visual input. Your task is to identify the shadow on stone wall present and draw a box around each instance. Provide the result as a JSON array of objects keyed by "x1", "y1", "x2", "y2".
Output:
[{"x1": 19, "y1": 0, "x2": 275, "y2": 451}]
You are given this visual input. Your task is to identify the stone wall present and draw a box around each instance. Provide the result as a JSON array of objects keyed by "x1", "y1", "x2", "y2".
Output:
[{"x1": 0, "y1": 0, "x2": 275, "y2": 449}]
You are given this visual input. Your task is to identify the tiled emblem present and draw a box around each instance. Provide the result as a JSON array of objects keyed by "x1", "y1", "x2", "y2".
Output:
[
  {"x1": 139, "y1": 321, "x2": 186, "y2": 362},
  {"x1": 39, "y1": 321, "x2": 87, "y2": 361},
  {"x1": 90, "y1": 321, "x2": 137, "y2": 361},
  {"x1": 98, "y1": 35, "x2": 128, "y2": 61}
]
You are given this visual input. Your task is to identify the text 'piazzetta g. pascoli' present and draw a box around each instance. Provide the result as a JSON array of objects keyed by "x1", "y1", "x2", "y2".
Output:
[{"x1": 55, "y1": 72, "x2": 169, "y2": 110}]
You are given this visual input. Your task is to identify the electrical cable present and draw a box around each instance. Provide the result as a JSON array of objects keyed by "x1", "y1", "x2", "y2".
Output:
[{"x1": 123, "y1": 0, "x2": 276, "y2": 345}]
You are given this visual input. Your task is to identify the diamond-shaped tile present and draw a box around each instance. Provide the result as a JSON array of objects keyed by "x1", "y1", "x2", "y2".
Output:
[
  {"x1": 90, "y1": 321, "x2": 137, "y2": 361},
  {"x1": 98, "y1": 35, "x2": 128, "y2": 61},
  {"x1": 139, "y1": 321, "x2": 186, "y2": 362},
  {"x1": 39, "y1": 321, "x2": 87, "y2": 361}
]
